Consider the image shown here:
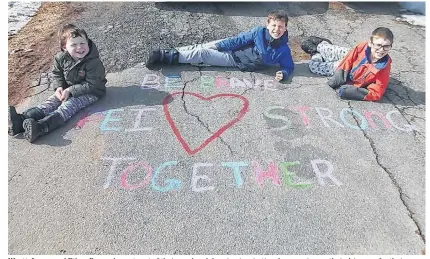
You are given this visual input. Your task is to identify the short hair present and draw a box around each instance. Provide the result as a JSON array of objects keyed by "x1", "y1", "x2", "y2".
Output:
[
  {"x1": 371, "y1": 27, "x2": 394, "y2": 43},
  {"x1": 58, "y1": 24, "x2": 89, "y2": 50},
  {"x1": 267, "y1": 10, "x2": 289, "y2": 26}
]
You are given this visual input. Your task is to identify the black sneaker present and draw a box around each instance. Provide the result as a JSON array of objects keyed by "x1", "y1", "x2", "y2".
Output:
[
  {"x1": 8, "y1": 106, "x2": 25, "y2": 136},
  {"x1": 301, "y1": 36, "x2": 333, "y2": 55},
  {"x1": 301, "y1": 39, "x2": 318, "y2": 55},
  {"x1": 308, "y1": 36, "x2": 332, "y2": 46},
  {"x1": 145, "y1": 49, "x2": 162, "y2": 68},
  {"x1": 23, "y1": 118, "x2": 44, "y2": 143}
]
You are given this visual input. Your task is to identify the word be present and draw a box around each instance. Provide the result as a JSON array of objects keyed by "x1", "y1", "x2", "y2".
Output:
[
  {"x1": 141, "y1": 74, "x2": 279, "y2": 91},
  {"x1": 265, "y1": 106, "x2": 420, "y2": 132},
  {"x1": 102, "y1": 157, "x2": 341, "y2": 192}
]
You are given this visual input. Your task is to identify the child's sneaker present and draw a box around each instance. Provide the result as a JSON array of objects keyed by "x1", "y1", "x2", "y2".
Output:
[
  {"x1": 8, "y1": 106, "x2": 25, "y2": 136},
  {"x1": 301, "y1": 36, "x2": 333, "y2": 55}
]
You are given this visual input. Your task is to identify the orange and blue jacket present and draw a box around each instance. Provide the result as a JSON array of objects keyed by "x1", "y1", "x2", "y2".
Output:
[{"x1": 327, "y1": 41, "x2": 392, "y2": 101}]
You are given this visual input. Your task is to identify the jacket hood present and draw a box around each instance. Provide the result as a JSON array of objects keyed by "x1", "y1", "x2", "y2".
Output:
[{"x1": 85, "y1": 39, "x2": 100, "y2": 60}]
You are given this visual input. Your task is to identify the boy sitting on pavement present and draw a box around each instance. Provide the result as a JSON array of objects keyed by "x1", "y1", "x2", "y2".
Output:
[
  {"x1": 301, "y1": 27, "x2": 393, "y2": 101},
  {"x1": 146, "y1": 10, "x2": 294, "y2": 82},
  {"x1": 8, "y1": 24, "x2": 107, "y2": 143}
]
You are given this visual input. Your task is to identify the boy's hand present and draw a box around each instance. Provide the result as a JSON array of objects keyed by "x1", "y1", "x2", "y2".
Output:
[
  {"x1": 61, "y1": 88, "x2": 71, "y2": 101},
  {"x1": 275, "y1": 71, "x2": 283, "y2": 81},
  {"x1": 55, "y1": 87, "x2": 63, "y2": 100}
]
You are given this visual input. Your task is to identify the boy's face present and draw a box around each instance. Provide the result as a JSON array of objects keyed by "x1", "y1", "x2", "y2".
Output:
[
  {"x1": 266, "y1": 19, "x2": 287, "y2": 39},
  {"x1": 368, "y1": 36, "x2": 392, "y2": 61},
  {"x1": 64, "y1": 36, "x2": 89, "y2": 60}
]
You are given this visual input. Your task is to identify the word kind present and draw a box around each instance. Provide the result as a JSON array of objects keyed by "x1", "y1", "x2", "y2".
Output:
[
  {"x1": 102, "y1": 157, "x2": 341, "y2": 192},
  {"x1": 140, "y1": 74, "x2": 279, "y2": 91}
]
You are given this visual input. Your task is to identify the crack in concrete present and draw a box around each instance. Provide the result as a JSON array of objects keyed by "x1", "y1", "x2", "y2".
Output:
[
  {"x1": 8, "y1": 174, "x2": 17, "y2": 183},
  {"x1": 180, "y1": 75, "x2": 234, "y2": 156},
  {"x1": 346, "y1": 101, "x2": 425, "y2": 244},
  {"x1": 384, "y1": 93, "x2": 423, "y2": 140}
]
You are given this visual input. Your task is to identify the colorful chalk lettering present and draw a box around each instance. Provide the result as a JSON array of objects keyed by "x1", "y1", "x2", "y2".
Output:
[
  {"x1": 279, "y1": 161, "x2": 312, "y2": 189},
  {"x1": 102, "y1": 157, "x2": 339, "y2": 191},
  {"x1": 151, "y1": 161, "x2": 182, "y2": 192},
  {"x1": 221, "y1": 162, "x2": 248, "y2": 187},
  {"x1": 263, "y1": 106, "x2": 419, "y2": 133}
]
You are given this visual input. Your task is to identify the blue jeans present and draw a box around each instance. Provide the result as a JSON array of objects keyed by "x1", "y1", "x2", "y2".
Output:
[{"x1": 177, "y1": 39, "x2": 238, "y2": 67}]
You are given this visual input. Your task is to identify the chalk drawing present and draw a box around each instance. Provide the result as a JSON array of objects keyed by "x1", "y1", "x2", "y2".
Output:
[
  {"x1": 311, "y1": 159, "x2": 342, "y2": 186},
  {"x1": 164, "y1": 75, "x2": 183, "y2": 89},
  {"x1": 102, "y1": 158, "x2": 339, "y2": 191},
  {"x1": 192, "y1": 163, "x2": 215, "y2": 192},
  {"x1": 151, "y1": 161, "x2": 182, "y2": 192},
  {"x1": 315, "y1": 107, "x2": 345, "y2": 128},
  {"x1": 362, "y1": 109, "x2": 392, "y2": 129},
  {"x1": 120, "y1": 162, "x2": 153, "y2": 190},
  {"x1": 252, "y1": 161, "x2": 281, "y2": 187},
  {"x1": 201, "y1": 76, "x2": 215, "y2": 92},
  {"x1": 221, "y1": 161, "x2": 248, "y2": 187},
  {"x1": 141, "y1": 74, "x2": 277, "y2": 91},
  {"x1": 279, "y1": 161, "x2": 312, "y2": 189},
  {"x1": 100, "y1": 109, "x2": 124, "y2": 131},
  {"x1": 163, "y1": 92, "x2": 249, "y2": 155},
  {"x1": 340, "y1": 108, "x2": 368, "y2": 130},
  {"x1": 140, "y1": 74, "x2": 160, "y2": 89},
  {"x1": 289, "y1": 106, "x2": 311, "y2": 127},
  {"x1": 264, "y1": 106, "x2": 292, "y2": 131},
  {"x1": 101, "y1": 157, "x2": 136, "y2": 189},
  {"x1": 124, "y1": 108, "x2": 156, "y2": 132},
  {"x1": 262, "y1": 106, "x2": 419, "y2": 133},
  {"x1": 386, "y1": 110, "x2": 420, "y2": 132},
  {"x1": 74, "y1": 107, "x2": 105, "y2": 130}
]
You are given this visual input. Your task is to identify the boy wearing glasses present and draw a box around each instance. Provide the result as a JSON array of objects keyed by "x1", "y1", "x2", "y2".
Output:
[{"x1": 302, "y1": 27, "x2": 393, "y2": 101}]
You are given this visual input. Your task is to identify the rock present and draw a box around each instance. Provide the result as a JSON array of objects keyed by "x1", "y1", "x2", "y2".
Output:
[
  {"x1": 31, "y1": 79, "x2": 40, "y2": 87},
  {"x1": 24, "y1": 49, "x2": 33, "y2": 53},
  {"x1": 40, "y1": 78, "x2": 49, "y2": 85},
  {"x1": 107, "y1": 25, "x2": 114, "y2": 29},
  {"x1": 9, "y1": 48, "x2": 23, "y2": 55}
]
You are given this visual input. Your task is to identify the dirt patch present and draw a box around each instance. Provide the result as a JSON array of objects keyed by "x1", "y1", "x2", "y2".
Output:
[
  {"x1": 328, "y1": 2, "x2": 346, "y2": 10},
  {"x1": 289, "y1": 37, "x2": 310, "y2": 62},
  {"x1": 8, "y1": 2, "x2": 84, "y2": 106}
]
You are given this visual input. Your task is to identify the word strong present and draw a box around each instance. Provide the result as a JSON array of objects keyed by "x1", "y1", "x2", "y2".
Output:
[{"x1": 102, "y1": 158, "x2": 342, "y2": 192}]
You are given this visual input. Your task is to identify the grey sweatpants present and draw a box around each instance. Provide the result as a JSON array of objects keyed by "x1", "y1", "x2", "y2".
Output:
[
  {"x1": 37, "y1": 93, "x2": 99, "y2": 121},
  {"x1": 176, "y1": 39, "x2": 238, "y2": 67},
  {"x1": 308, "y1": 41, "x2": 349, "y2": 76}
]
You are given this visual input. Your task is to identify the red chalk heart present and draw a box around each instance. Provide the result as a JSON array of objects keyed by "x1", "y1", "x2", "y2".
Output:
[{"x1": 163, "y1": 92, "x2": 249, "y2": 155}]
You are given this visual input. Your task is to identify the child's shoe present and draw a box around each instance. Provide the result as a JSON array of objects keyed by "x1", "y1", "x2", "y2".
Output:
[
  {"x1": 8, "y1": 106, "x2": 25, "y2": 136},
  {"x1": 8, "y1": 106, "x2": 46, "y2": 136},
  {"x1": 23, "y1": 113, "x2": 65, "y2": 143},
  {"x1": 301, "y1": 36, "x2": 333, "y2": 55},
  {"x1": 308, "y1": 36, "x2": 332, "y2": 46},
  {"x1": 145, "y1": 49, "x2": 179, "y2": 68},
  {"x1": 146, "y1": 49, "x2": 162, "y2": 68}
]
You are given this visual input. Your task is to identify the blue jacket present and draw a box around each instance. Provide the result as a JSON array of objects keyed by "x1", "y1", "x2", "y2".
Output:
[{"x1": 215, "y1": 26, "x2": 294, "y2": 80}]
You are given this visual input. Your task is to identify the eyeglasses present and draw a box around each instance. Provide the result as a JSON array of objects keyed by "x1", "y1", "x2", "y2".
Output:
[{"x1": 372, "y1": 42, "x2": 392, "y2": 51}]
